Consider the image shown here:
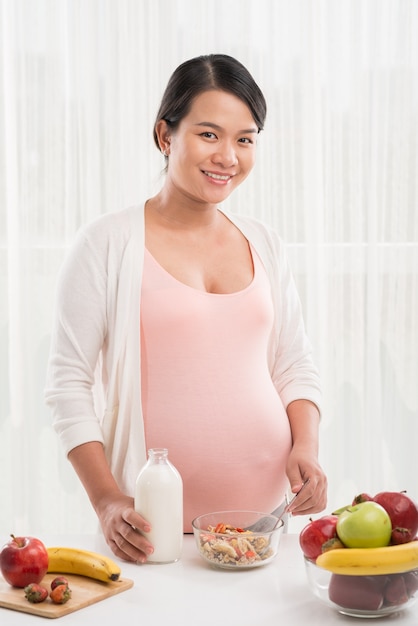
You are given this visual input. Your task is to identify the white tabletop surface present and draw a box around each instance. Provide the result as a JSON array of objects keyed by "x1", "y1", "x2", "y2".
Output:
[{"x1": 2, "y1": 533, "x2": 418, "y2": 625}]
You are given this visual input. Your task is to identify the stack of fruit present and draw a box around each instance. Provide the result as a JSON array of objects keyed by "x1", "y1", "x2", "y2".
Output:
[
  {"x1": 0, "y1": 534, "x2": 121, "y2": 606},
  {"x1": 300, "y1": 490, "x2": 418, "y2": 615}
]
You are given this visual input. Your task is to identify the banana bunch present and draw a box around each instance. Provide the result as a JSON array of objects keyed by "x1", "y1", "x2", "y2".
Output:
[
  {"x1": 316, "y1": 540, "x2": 418, "y2": 576},
  {"x1": 47, "y1": 546, "x2": 121, "y2": 583}
]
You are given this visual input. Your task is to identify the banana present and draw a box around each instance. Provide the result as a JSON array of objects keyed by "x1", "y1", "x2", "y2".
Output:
[
  {"x1": 316, "y1": 540, "x2": 418, "y2": 576},
  {"x1": 47, "y1": 546, "x2": 121, "y2": 582}
]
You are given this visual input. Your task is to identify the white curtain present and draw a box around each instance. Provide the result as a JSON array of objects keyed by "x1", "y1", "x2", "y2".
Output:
[{"x1": 1, "y1": 0, "x2": 417, "y2": 535}]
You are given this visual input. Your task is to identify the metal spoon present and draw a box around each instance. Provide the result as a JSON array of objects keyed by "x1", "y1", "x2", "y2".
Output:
[{"x1": 247, "y1": 479, "x2": 310, "y2": 532}]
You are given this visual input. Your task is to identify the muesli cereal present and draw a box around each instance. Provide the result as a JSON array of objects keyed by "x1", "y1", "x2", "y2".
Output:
[{"x1": 197, "y1": 522, "x2": 273, "y2": 566}]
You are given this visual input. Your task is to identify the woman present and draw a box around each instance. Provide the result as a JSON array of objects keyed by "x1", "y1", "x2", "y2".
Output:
[{"x1": 45, "y1": 54, "x2": 327, "y2": 563}]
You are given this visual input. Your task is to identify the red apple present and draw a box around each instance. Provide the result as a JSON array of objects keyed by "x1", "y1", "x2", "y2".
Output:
[
  {"x1": 384, "y1": 574, "x2": 409, "y2": 606},
  {"x1": 299, "y1": 515, "x2": 339, "y2": 561},
  {"x1": 329, "y1": 574, "x2": 386, "y2": 611},
  {"x1": 0, "y1": 535, "x2": 49, "y2": 588},
  {"x1": 352, "y1": 492, "x2": 373, "y2": 505},
  {"x1": 403, "y1": 570, "x2": 418, "y2": 598},
  {"x1": 373, "y1": 491, "x2": 418, "y2": 544}
]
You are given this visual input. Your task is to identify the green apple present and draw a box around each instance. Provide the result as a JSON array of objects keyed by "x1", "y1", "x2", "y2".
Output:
[{"x1": 336, "y1": 501, "x2": 392, "y2": 548}]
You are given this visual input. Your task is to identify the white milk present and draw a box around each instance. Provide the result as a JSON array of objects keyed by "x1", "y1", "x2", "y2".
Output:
[{"x1": 134, "y1": 448, "x2": 183, "y2": 563}]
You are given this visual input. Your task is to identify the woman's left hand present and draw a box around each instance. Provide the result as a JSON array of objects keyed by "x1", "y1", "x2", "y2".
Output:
[
  {"x1": 285, "y1": 444, "x2": 328, "y2": 516},
  {"x1": 285, "y1": 399, "x2": 327, "y2": 515}
]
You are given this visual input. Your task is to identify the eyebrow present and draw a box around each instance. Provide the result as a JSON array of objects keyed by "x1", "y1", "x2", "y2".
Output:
[{"x1": 194, "y1": 122, "x2": 258, "y2": 134}]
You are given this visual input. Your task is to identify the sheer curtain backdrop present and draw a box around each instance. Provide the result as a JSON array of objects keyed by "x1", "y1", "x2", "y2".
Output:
[{"x1": 1, "y1": 0, "x2": 417, "y2": 535}]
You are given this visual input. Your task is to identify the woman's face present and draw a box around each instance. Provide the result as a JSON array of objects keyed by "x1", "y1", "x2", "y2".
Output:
[{"x1": 162, "y1": 89, "x2": 259, "y2": 206}]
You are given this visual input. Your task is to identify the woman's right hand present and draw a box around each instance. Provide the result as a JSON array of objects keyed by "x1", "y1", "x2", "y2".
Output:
[
  {"x1": 68, "y1": 442, "x2": 155, "y2": 563},
  {"x1": 95, "y1": 492, "x2": 155, "y2": 563}
]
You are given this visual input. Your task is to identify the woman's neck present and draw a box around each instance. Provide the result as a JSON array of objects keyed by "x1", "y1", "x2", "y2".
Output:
[{"x1": 145, "y1": 193, "x2": 221, "y2": 231}]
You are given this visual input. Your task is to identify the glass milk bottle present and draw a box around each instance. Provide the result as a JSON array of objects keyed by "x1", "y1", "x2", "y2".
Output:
[{"x1": 135, "y1": 448, "x2": 183, "y2": 563}]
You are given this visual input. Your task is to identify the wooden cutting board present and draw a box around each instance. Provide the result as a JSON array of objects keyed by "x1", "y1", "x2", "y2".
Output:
[{"x1": 0, "y1": 573, "x2": 134, "y2": 619}]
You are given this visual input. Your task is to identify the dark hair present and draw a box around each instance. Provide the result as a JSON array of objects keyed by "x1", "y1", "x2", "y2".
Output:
[{"x1": 153, "y1": 54, "x2": 267, "y2": 151}]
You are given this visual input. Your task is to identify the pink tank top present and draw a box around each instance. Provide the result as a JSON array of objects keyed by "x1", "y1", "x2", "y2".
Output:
[{"x1": 140, "y1": 245, "x2": 292, "y2": 531}]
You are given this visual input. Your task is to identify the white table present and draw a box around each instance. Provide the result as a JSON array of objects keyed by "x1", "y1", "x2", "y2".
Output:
[{"x1": 3, "y1": 534, "x2": 418, "y2": 624}]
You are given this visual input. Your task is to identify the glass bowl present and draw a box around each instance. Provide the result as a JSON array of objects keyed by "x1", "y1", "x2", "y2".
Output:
[
  {"x1": 305, "y1": 556, "x2": 418, "y2": 618},
  {"x1": 191, "y1": 510, "x2": 284, "y2": 569}
]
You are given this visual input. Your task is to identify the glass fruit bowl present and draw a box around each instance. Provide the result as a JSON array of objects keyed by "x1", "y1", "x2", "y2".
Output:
[
  {"x1": 191, "y1": 510, "x2": 284, "y2": 570},
  {"x1": 305, "y1": 557, "x2": 418, "y2": 618}
]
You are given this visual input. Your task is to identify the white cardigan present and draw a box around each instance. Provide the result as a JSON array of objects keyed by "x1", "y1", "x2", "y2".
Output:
[{"x1": 45, "y1": 203, "x2": 321, "y2": 496}]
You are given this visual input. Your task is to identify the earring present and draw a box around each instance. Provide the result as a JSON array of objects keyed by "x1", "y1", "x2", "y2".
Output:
[{"x1": 162, "y1": 149, "x2": 169, "y2": 157}]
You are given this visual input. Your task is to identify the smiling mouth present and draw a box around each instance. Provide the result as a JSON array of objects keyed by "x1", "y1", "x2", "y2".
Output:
[{"x1": 203, "y1": 171, "x2": 232, "y2": 181}]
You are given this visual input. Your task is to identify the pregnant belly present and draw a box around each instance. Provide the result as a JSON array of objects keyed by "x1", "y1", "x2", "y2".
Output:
[{"x1": 144, "y1": 383, "x2": 292, "y2": 531}]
